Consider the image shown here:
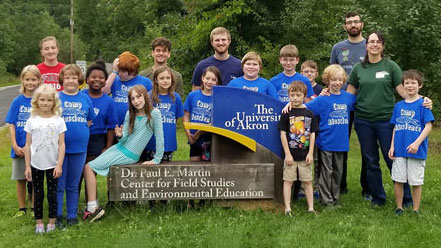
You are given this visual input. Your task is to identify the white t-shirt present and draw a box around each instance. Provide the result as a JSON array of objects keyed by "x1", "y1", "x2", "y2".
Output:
[{"x1": 24, "y1": 115, "x2": 66, "y2": 170}]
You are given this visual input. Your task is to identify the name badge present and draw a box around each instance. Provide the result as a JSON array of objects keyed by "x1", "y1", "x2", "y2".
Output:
[{"x1": 375, "y1": 71, "x2": 389, "y2": 79}]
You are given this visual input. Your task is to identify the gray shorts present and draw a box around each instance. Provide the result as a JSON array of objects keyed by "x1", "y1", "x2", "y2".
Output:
[
  {"x1": 11, "y1": 157, "x2": 26, "y2": 180},
  {"x1": 391, "y1": 157, "x2": 425, "y2": 186}
]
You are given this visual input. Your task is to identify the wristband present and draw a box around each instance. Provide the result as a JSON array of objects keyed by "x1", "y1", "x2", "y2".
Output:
[{"x1": 113, "y1": 70, "x2": 119, "y2": 75}]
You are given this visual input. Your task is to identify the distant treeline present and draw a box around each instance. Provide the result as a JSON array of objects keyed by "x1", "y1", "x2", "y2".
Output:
[{"x1": 1, "y1": 0, "x2": 440, "y2": 117}]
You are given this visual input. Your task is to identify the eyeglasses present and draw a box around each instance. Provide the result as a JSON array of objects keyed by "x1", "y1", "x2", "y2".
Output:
[
  {"x1": 345, "y1": 20, "x2": 361, "y2": 25},
  {"x1": 302, "y1": 70, "x2": 316, "y2": 74}
]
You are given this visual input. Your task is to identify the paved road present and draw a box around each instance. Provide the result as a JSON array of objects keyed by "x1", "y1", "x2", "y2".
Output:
[{"x1": 0, "y1": 85, "x2": 20, "y2": 126}]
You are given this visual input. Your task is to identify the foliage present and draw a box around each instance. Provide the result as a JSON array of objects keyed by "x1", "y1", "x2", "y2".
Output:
[{"x1": 1, "y1": 0, "x2": 441, "y2": 118}]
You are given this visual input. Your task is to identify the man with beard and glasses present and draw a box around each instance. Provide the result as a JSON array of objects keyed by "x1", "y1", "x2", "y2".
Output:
[
  {"x1": 330, "y1": 11, "x2": 370, "y2": 199},
  {"x1": 191, "y1": 27, "x2": 243, "y2": 91}
]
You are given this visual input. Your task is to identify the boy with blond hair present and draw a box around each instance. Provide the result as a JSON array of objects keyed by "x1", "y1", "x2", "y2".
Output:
[{"x1": 305, "y1": 64, "x2": 356, "y2": 206}]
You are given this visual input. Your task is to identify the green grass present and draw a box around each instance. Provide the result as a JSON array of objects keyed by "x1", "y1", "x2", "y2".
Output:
[
  {"x1": 0, "y1": 74, "x2": 20, "y2": 87},
  {"x1": 1, "y1": 125, "x2": 441, "y2": 247}
]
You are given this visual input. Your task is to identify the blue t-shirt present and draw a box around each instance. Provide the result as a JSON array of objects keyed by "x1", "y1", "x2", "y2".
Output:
[
  {"x1": 306, "y1": 91, "x2": 356, "y2": 152},
  {"x1": 111, "y1": 75, "x2": 153, "y2": 125},
  {"x1": 390, "y1": 98, "x2": 435, "y2": 159},
  {"x1": 270, "y1": 72, "x2": 314, "y2": 103},
  {"x1": 191, "y1": 55, "x2": 243, "y2": 86},
  {"x1": 228, "y1": 76, "x2": 279, "y2": 100},
  {"x1": 5, "y1": 94, "x2": 32, "y2": 158},
  {"x1": 183, "y1": 90, "x2": 212, "y2": 134},
  {"x1": 146, "y1": 92, "x2": 184, "y2": 152},
  {"x1": 82, "y1": 90, "x2": 118, "y2": 135},
  {"x1": 60, "y1": 92, "x2": 95, "y2": 153}
]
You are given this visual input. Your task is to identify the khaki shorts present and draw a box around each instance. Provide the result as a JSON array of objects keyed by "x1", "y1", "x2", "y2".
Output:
[
  {"x1": 391, "y1": 157, "x2": 425, "y2": 186},
  {"x1": 283, "y1": 160, "x2": 312, "y2": 182}
]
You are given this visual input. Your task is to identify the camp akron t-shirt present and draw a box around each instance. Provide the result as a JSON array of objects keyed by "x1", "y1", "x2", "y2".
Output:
[
  {"x1": 110, "y1": 75, "x2": 153, "y2": 125},
  {"x1": 146, "y1": 92, "x2": 184, "y2": 152},
  {"x1": 390, "y1": 98, "x2": 435, "y2": 160},
  {"x1": 183, "y1": 90, "x2": 212, "y2": 135},
  {"x1": 270, "y1": 72, "x2": 314, "y2": 103},
  {"x1": 278, "y1": 108, "x2": 318, "y2": 161},
  {"x1": 306, "y1": 91, "x2": 356, "y2": 151}
]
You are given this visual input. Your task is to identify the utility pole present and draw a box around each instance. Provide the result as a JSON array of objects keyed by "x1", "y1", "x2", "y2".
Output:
[{"x1": 70, "y1": 0, "x2": 74, "y2": 63}]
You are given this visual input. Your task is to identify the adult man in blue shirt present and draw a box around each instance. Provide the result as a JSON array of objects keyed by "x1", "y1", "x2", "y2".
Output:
[{"x1": 191, "y1": 27, "x2": 243, "y2": 91}]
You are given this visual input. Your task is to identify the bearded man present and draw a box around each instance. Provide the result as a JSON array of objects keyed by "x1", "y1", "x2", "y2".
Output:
[
  {"x1": 191, "y1": 27, "x2": 243, "y2": 90},
  {"x1": 330, "y1": 11, "x2": 368, "y2": 198}
]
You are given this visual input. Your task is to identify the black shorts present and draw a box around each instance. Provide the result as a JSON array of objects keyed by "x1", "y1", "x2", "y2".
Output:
[
  {"x1": 87, "y1": 134, "x2": 107, "y2": 156},
  {"x1": 189, "y1": 134, "x2": 211, "y2": 160}
]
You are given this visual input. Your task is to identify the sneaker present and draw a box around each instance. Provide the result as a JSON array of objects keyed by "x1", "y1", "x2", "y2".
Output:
[
  {"x1": 13, "y1": 210, "x2": 26, "y2": 218},
  {"x1": 46, "y1": 224, "x2": 56, "y2": 233},
  {"x1": 394, "y1": 208, "x2": 404, "y2": 216},
  {"x1": 307, "y1": 209, "x2": 318, "y2": 215},
  {"x1": 67, "y1": 218, "x2": 78, "y2": 226},
  {"x1": 363, "y1": 194, "x2": 373, "y2": 201},
  {"x1": 285, "y1": 210, "x2": 293, "y2": 217},
  {"x1": 82, "y1": 211, "x2": 91, "y2": 220},
  {"x1": 35, "y1": 224, "x2": 45, "y2": 234},
  {"x1": 56, "y1": 216, "x2": 65, "y2": 229},
  {"x1": 89, "y1": 207, "x2": 105, "y2": 222},
  {"x1": 297, "y1": 192, "x2": 306, "y2": 200}
]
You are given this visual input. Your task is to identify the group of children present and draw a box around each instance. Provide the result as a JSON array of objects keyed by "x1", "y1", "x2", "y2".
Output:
[
  {"x1": 278, "y1": 64, "x2": 433, "y2": 217},
  {"x1": 6, "y1": 36, "x2": 434, "y2": 233}
]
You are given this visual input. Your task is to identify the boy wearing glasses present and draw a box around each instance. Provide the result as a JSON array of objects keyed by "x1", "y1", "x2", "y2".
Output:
[
  {"x1": 301, "y1": 60, "x2": 323, "y2": 97},
  {"x1": 270, "y1": 45, "x2": 314, "y2": 104}
]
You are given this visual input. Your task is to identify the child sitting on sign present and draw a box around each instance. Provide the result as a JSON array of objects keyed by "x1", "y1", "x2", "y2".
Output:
[
  {"x1": 83, "y1": 85, "x2": 164, "y2": 222},
  {"x1": 278, "y1": 81, "x2": 318, "y2": 217}
]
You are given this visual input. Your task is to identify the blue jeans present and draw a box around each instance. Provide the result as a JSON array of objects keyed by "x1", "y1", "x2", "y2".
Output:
[
  {"x1": 354, "y1": 118, "x2": 412, "y2": 205},
  {"x1": 57, "y1": 152, "x2": 86, "y2": 219}
]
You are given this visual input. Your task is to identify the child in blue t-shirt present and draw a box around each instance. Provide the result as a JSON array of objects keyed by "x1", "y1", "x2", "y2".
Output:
[
  {"x1": 270, "y1": 45, "x2": 314, "y2": 103},
  {"x1": 82, "y1": 61, "x2": 117, "y2": 162},
  {"x1": 102, "y1": 51, "x2": 153, "y2": 125},
  {"x1": 142, "y1": 66, "x2": 184, "y2": 162},
  {"x1": 184, "y1": 66, "x2": 221, "y2": 161},
  {"x1": 57, "y1": 64, "x2": 95, "y2": 227},
  {"x1": 305, "y1": 64, "x2": 356, "y2": 206},
  {"x1": 388, "y1": 70, "x2": 434, "y2": 215},
  {"x1": 228, "y1": 51, "x2": 278, "y2": 100},
  {"x1": 5, "y1": 65, "x2": 41, "y2": 217}
]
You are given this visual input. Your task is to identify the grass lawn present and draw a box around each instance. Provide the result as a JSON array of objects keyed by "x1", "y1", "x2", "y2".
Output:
[
  {"x1": 0, "y1": 74, "x2": 19, "y2": 87},
  {"x1": 1, "y1": 125, "x2": 441, "y2": 247}
]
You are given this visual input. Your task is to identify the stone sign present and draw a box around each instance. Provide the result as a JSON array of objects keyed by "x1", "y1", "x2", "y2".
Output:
[{"x1": 108, "y1": 162, "x2": 274, "y2": 201}]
